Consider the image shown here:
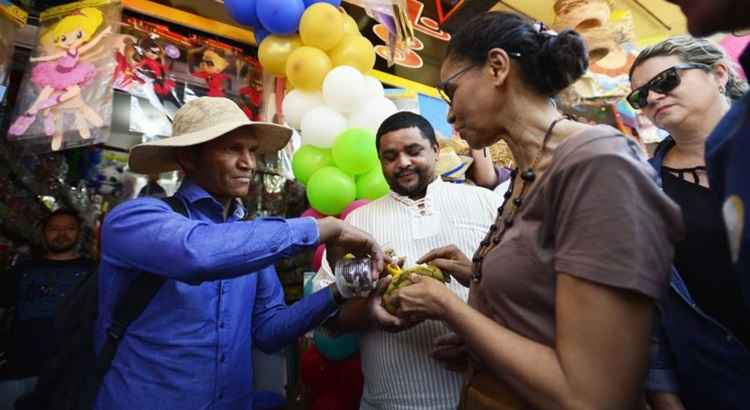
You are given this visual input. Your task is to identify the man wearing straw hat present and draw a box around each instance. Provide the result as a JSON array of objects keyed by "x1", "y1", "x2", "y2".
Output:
[{"x1": 93, "y1": 97, "x2": 384, "y2": 409}]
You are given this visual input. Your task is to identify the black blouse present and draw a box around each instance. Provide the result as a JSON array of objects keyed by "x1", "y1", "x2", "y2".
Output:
[{"x1": 662, "y1": 166, "x2": 750, "y2": 348}]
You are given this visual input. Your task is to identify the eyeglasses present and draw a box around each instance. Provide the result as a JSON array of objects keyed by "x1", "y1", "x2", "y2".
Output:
[
  {"x1": 436, "y1": 51, "x2": 522, "y2": 106},
  {"x1": 627, "y1": 63, "x2": 710, "y2": 109},
  {"x1": 437, "y1": 64, "x2": 476, "y2": 105},
  {"x1": 201, "y1": 59, "x2": 215, "y2": 67}
]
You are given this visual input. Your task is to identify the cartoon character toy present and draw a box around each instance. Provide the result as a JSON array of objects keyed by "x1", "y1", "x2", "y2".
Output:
[
  {"x1": 191, "y1": 49, "x2": 231, "y2": 97},
  {"x1": 135, "y1": 37, "x2": 177, "y2": 100},
  {"x1": 8, "y1": 7, "x2": 111, "y2": 151}
]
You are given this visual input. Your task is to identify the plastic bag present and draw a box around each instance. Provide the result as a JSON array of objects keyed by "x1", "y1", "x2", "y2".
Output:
[
  {"x1": 7, "y1": 0, "x2": 121, "y2": 153},
  {"x1": 0, "y1": 3, "x2": 27, "y2": 103}
]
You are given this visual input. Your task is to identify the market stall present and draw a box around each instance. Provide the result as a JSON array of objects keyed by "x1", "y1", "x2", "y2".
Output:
[{"x1": 1, "y1": 1, "x2": 747, "y2": 409}]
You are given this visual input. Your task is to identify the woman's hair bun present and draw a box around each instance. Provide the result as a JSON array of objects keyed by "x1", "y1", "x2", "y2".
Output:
[
  {"x1": 531, "y1": 29, "x2": 589, "y2": 96},
  {"x1": 446, "y1": 12, "x2": 590, "y2": 97}
]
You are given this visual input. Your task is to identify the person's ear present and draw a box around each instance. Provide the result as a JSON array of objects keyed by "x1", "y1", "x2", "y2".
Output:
[
  {"x1": 175, "y1": 147, "x2": 198, "y2": 175},
  {"x1": 486, "y1": 48, "x2": 511, "y2": 87},
  {"x1": 711, "y1": 63, "x2": 730, "y2": 92}
]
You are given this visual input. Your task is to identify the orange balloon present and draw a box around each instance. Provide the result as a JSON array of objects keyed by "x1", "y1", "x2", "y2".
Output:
[
  {"x1": 329, "y1": 35, "x2": 375, "y2": 74},
  {"x1": 300, "y1": 3, "x2": 344, "y2": 51},
  {"x1": 286, "y1": 46, "x2": 333, "y2": 91},
  {"x1": 258, "y1": 35, "x2": 302, "y2": 77}
]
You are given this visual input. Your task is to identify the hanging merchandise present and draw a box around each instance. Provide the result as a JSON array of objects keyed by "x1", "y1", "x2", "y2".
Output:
[
  {"x1": 0, "y1": 3, "x2": 27, "y2": 103},
  {"x1": 89, "y1": 148, "x2": 136, "y2": 205},
  {"x1": 190, "y1": 48, "x2": 231, "y2": 97},
  {"x1": 238, "y1": 58, "x2": 264, "y2": 120},
  {"x1": 111, "y1": 12, "x2": 265, "y2": 141},
  {"x1": 7, "y1": 0, "x2": 121, "y2": 153},
  {"x1": 114, "y1": 15, "x2": 189, "y2": 137}
]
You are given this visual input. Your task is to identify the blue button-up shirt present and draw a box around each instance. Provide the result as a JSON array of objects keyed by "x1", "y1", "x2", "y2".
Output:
[
  {"x1": 648, "y1": 140, "x2": 750, "y2": 409},
  {"x1": 94, "y1": 180, "x2": 338, "y2": 410},
  {"x1": 705, "y1": 45, "x2": 750, "y2": 309}
]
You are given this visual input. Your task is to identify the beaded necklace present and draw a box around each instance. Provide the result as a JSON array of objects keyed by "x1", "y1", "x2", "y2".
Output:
[{"x1": 471, "y1": 116, "x2": 568, "y2": 282}]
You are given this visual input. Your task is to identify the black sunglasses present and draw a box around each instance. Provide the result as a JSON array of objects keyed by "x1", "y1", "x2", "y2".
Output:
[
  {"x1": 436, "y1": 51, "x2": 522, "y2": 106},
  {"x1": 627, "y1": 63, "x2": 710, "y2": 109}
]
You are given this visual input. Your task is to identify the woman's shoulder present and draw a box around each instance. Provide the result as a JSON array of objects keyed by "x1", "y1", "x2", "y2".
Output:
[{"x1": 552, "y1": 124, "x2": 650, "y2": 172}]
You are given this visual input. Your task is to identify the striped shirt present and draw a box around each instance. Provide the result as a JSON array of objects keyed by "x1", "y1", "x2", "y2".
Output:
[{"x1": 330, "y1": 178, "x2": 500, "y2": 410}]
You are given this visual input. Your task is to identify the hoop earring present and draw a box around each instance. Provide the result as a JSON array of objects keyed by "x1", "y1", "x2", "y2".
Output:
[{"x1": 719, "y1": 85, "x2": 727, "y2": 95}]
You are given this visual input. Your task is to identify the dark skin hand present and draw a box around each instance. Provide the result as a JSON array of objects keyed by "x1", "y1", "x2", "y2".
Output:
[
  {"x1": 317, "y1": 216, "x2": 385, "y2": 278},
  {"x1": 417, "y1": 245, "x2": 473, "y2": 286},
  {"x1": 326, "y1": 276, "x2": 421, "y2": 335}
]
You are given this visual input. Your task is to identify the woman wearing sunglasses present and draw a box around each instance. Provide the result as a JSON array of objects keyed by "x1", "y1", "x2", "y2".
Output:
[
  {"x1": 629, "y1": 36, "x2": 750, "y2": 410},
  {"x1": 384, "y1": 11, "x2": 683, "y2": 410}
]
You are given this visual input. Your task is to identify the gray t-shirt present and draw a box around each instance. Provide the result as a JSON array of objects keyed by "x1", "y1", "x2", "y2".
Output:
[{"x1": 470, "y1": 125, "x2": 684, "y2": 347}]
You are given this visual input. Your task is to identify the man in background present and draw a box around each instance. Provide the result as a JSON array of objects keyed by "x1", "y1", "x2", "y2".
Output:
[
  {"x1": 322, "y1": 112, "x2": 500, "y2": 410},
  {"x1": 0, "y1": 209, "x2": 95, "y2": 410}
]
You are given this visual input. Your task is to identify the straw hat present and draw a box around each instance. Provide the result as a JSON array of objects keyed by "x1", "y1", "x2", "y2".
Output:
[
  {"x1": 129, "y1": 97, "x2": 293, "y2": 174},
  {"x1": 553, "y1": 0, "x2": 611, "y2": 32},
  {"x1": 436, "y1": 147, "x2": 473, "y2": 183}
]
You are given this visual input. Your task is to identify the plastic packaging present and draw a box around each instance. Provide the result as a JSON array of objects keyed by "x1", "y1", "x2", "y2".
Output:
[
  {"x1": 7, "y1": 0, "x2": 121, "y2": 153},
  {"x1": 334, "y1": 256, "x2": 375, "y2": 297},
  {"x1": 0, "y1": 3, "x2": 27, "y2": 103}
]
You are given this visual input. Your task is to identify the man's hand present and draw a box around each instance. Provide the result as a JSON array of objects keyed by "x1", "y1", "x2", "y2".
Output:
[
  {"x1": 417, "y1": 245, "x2": 473, "y2": 286},
  {"x1": 368, "y1": 277, "x2": 420, "y2": 333},
  {"x1": 317, "y1": 217, "x2": 385, "y2": 277}
]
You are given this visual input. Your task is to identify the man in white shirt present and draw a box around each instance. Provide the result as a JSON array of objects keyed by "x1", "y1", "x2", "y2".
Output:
[{"x1": 321, "y1": 112, "x2": 500, "y2": 410}]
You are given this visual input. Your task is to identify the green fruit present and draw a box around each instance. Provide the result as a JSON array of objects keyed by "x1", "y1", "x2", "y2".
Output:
[{"x1": 381, "y1": 263, "x2": 449, "y2": 314}]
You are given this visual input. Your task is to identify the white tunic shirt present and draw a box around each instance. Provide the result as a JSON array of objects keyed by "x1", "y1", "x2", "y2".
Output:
[{"x1": 325, "y1": 178, "x2": 500, "y2": 410}]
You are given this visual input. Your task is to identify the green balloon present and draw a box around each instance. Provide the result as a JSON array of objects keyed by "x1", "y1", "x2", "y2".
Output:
[
  {"x1": 332, "y1": 128, "x2": 379, "y2": 175},
  {"x1": 292, "y1": 145, "x2": 333, "y2": 185},
  {"x1": 356, "y1": 166, "x2": 390, "y2": 200},
  {"x1": 307, "y1": 166, "x2": 356, "y2": 215}
]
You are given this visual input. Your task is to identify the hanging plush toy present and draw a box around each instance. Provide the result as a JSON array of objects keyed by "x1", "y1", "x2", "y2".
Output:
[
  {"x1": 8, "y1": 7, "x2": 111, "y2": 151},
  {"x1": 191, "y1": 48, "x2": 231, "y2": 97}
]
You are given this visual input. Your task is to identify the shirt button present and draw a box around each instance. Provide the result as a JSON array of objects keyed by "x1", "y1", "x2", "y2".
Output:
[
  {"x1": 220, "y1": 353, "x2": 226, "y2": 362},
  {"x1": 218, "y1": 392, "x2": 224, "y2": 400},
  {"x1": 219, "y1": 322, "x2": 225, "y2": 329},
  {"x1": 726, "y1": 334, "x2": 734, "y2": 343}
]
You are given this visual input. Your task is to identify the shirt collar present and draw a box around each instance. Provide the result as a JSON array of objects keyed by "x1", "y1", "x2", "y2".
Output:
[
  {"x1": 177, "y1": 179, "x2": 246, "y2": 220},
  {"x1": 389, "y1": 177, "x2": 443, "y2": 211}
]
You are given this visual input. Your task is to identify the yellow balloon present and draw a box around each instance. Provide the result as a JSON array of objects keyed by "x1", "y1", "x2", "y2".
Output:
[
  {"x1": 300, "y1": 3, "x2": 344, "y2": 51},
  {"x1": 341, "y1": 13, "x2": 360, "y2": 37},
  {"x1": 258, "y1": 35, "x2": 302, "y2": 77},
  {"x1": 329, "y1": 35, "x2": 375, "y2": 74},
  {"x1": 286, "y1": 46, "x2": 333, "y2": 91}
]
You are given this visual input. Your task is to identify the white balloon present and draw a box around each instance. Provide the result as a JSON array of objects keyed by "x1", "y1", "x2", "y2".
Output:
[
  {"x1": 301, "y1": 106, "x2": 348, "y2": 148},
  {"x1": 322, "y1": 66, "x2": 367, "y2": 114},
  {"x1": 364, "y1": 76, "x2": 385, "y2": 99},
  {"x1": 348, "y1": 97, "x2": 398, "y2": 134},
  {"x1": 282, "y1": 90, "x2": 324, "y2": 130}
]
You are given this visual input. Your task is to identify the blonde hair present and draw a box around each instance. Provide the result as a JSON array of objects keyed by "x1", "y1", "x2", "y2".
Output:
[
  {"x1": 630, "y1": 35, "x2": 748, "y2": 100},
  {"x1": 42, "y1": 7, "x2": 104, "y2": 47},
  {"x1": 202, "y1": 49, "x2": 229, "y2": 71}
]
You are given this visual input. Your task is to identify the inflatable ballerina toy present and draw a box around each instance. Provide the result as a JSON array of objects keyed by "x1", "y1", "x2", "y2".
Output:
[{"x1": 9, "y1": 7, "x2": 111, "y2": 151}]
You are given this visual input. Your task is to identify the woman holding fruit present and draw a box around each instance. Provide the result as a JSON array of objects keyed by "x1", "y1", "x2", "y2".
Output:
[{"x1": 386, "y1": 12, "x2": 683, "y2": 410}]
